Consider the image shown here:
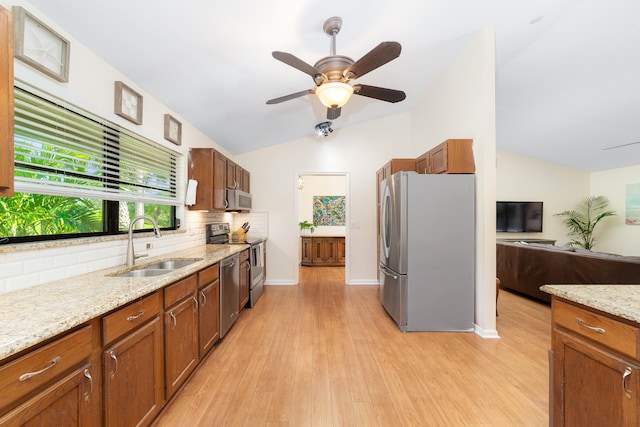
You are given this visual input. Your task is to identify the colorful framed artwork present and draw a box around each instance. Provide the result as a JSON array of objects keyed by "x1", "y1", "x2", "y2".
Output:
[{"x1": 313, "y1": 196, "x2": 346, "y2": 226}]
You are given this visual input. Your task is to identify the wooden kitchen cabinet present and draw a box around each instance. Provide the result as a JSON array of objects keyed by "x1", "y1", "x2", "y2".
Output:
[
  {"x1": 0, "y1": 325, "x2": 99, "y2": 426},
  {"x1": 188, "y1": 148, "x2": 227, "y2": 211},
  {"x1": 163, "y1": 275, "x2": 199, "y2": 399},
  {"x1": 189, "y1": 148, "x2": 251, "y2": 210},
  {"x1": 239, "y1": 249, "x2": 250, "y2": 310},
  {"x1": 103, "y1": 293, "x2": 164, "y2": 427},
  {"x1": 415, "y1": 138, "x2": 475, "y2": 174},
  {"x1": 0, "y1": 360, "x2": 101, "y2": 426},
  {"x1": 0, "y1": 6, "x2": 14, "y2": 197},
  {"x1": 300, "y1": 237, "x2": 345, "y2": 267},
  {"x1": 226, "y1": 159, "x2": 250, "y2": 192},
  {"x1": 198, "y1": 263, "x2": 220, "y2": 358},
  {"x1": 551, "y1": 297, "x2": 640, "y2": 426}
]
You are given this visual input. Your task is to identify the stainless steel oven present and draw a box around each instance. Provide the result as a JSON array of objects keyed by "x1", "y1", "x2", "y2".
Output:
[
  {"x1": 248, "y1": 240, "x2": 265, "y2": 307},
  {"x1": 206, "y1": 222, "x2": 265, "y2": 308}
]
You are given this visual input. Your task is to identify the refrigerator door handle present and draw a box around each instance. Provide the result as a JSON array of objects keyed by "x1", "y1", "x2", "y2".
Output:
[{"x1": 379, "y1": 265, "x2": 398, "y2": 280}]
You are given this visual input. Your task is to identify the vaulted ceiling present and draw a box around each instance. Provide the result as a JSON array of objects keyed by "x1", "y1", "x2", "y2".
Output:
[{"x1": 26, "y1": 0, "x2": 640, "y2": 172}]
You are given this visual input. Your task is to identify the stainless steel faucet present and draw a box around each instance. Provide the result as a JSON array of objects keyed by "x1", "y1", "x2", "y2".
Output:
[{"x1": 126, "y1": 215, "x2": 161, "y2": 267}]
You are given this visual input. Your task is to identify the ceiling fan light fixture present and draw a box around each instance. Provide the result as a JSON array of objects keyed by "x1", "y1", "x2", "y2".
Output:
[{"x1": 315, "y1": 81, "x2": 353, "y2": 108}]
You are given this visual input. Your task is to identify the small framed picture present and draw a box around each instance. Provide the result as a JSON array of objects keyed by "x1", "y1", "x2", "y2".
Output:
[
  {"x1": 114, "y1": 81, "x2": 143, "y2": 125},
  {"x1": 164, "y1": 114, "x2": 182, "y2": 145},
  {"x1": 13, "y1": 6, "x2": 70, "y2": 82}
]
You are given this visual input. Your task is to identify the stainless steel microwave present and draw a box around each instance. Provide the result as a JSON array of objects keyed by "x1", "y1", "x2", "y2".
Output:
[{"x1": 226, "y1": 189, "x2": 252, "y2": 211}]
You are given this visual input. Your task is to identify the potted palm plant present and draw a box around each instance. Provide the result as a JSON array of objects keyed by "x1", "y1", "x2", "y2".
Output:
[
  {"x1": 298, "y1": 220, "x2": 315, "y2": 236},
  {"x1": 554, "y1": 195, "x2": 616, "y2": 250}
]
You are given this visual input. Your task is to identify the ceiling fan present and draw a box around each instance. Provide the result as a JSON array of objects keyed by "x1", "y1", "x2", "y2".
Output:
[{"x1": 266, "y1": 16, "x2": 406, "y2": 120}]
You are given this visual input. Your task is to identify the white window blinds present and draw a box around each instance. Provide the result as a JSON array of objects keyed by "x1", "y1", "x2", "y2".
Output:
[{"x1": 13, "y1": 85, "x2": 181, "y2": 206}]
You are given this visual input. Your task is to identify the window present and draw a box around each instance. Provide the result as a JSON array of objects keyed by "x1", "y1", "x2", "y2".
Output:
[{"x1": 0, "y1": 84, "x2": 181, "y2": 242}]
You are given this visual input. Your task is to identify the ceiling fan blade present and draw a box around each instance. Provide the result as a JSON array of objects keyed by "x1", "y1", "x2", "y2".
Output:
[
  {"x1": 345, "y1": 42, "x2": 401, "y2": 79},
  {"x1": 266, "y1": 89, "x2": 312, "y2": 105},
  {"x1": 354, "y1": 84, "x2": 406, "y2": 103},
  {"x1": 272, "y1": 51, "x2": 320, "y2": 77},
  {"x1": 327, "y1": 107, "x2": 341, "y2": 120}
]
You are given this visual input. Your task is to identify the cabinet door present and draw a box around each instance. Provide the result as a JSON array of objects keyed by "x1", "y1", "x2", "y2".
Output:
[
  {"x1": 0, "y1": 362, "x2": 100, "y2": 427},
  {"x1": 301, "y1": 237, "x2": 312, "y2": 265},
  {"x1": 0, "y1": 6, "x2": 14, "y2": 197},
  {"x1": 241, "y1": 168, "x2": 250, "y2": 193},
  {"x1": 213, "y1": 151, "x2": 227, "y2": 210},
  {"x1": 429, "y1": 143, "x2": 448, "y2": 174},
  {"x1": 226, "y1": 160, "x2": 237, "y2": 189},
  {"x1": 311, "y1": 239, "x2": 325, "y2": 264},
  {"x1": 104, "y1": 317, "x2": 164, "y2": 427},
  {"x1": 164, "y1": 296, "x2": 199, "y2": 399},
  {"x1": 337, "y1": 238, "x2": 346, "y2": 263},
  {"x1": 416, "y1": 154, "x2": 429, "y2": 174},
  {"x1": 324, "y1": 238, "x2": 338, "y2": 263},
  {"x1": 553, "y1": 330, "x2": 639, "y2": 426},
  {"x1": 199, "y1": 279, "x2": 220, "y2": 358}
]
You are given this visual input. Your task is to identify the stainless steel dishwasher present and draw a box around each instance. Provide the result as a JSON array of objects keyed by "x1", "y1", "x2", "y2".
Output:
[{"x1": 220, "y1": 254, "x2": 240, "y2": 338}]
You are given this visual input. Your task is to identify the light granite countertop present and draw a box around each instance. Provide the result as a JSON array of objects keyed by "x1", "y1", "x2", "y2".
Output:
[
  {"x1": 0, "y1": 244, "x2": 248, "y2": 361},
  {"x1": 541, "y1": 284, "x2": 640, "y2": 324}
]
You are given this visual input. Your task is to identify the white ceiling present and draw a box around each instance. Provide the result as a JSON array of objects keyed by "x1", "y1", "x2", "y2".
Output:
[{"x1": 26, "y1": 0, "x2": 640, "y2": 172}]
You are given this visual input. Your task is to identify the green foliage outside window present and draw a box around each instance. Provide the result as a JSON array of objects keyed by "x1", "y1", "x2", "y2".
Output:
[{"x1": 0, "y1": 193, "x2": 103, "y2": 237}]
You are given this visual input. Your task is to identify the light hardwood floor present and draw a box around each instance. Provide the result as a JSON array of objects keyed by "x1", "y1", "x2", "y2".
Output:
[{"x1": 153, "y1": 267, "x2": 550, "y2": 426}]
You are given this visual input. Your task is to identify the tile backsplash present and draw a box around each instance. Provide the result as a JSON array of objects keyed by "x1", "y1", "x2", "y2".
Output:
[{"x1": 0, "y1": 211, "x2": 268, "y2": 295}]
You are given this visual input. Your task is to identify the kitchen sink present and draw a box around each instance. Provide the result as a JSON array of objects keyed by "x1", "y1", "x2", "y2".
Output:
[
  {"x1": 144, "y1": 259, "x2": 202, "y2": 270},
  {"x1": 110, "y1": 258, "x2": 203, "y2": 278},
  {"x1": 115, "y1": 269, "x2": 173, "y2": 278}
]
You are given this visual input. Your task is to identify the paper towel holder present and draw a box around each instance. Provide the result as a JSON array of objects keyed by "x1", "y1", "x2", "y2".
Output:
[{"x1": 185, "y1": 179, "x2": 198, "y2": 206}]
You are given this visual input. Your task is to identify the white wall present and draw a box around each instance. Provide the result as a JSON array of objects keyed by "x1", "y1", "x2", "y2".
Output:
[
  {"x1": 0, "y1": 0, "x2": 227, "y2": 294},
  {"x1": 409, "y1": 29, "x2": 497, "y2": 335},
  {"x1": 591, "y1": 165, "x2": 640, "y2": 255},
  {"x1": 236, "y1": 112, "x2": 413, "y2": 285},
  {"x1": 496, "y1": 150, "x2": 590, "y2": 244},
  {"x1": 297, "y1": 175, "x2": 346, "y2": 237},
  {"x1": 1, "y1": 2, "x2": 500, "y2": 336}
]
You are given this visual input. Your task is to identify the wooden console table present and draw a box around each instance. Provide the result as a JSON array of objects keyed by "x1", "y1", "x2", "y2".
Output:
[{"x1": 301, "y1": 236, "x2": 345, "y2": 267}]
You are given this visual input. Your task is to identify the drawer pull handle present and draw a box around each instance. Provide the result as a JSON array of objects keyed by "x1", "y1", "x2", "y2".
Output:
[
  {"x1": 623, "y1": 367, "x2": 633, "y2": 399},
  {"x1": 575, "y1": 318, "x2": 605, "y2": 334},
  {"x1": 19, "y1": 356, "x2": 61, "y2": 381},
  {"x1": 200, "y1": 289, "x2": 207, "y2": 306},
  {"x1": 192, "y1": 296, "x2": 199, "y2": 312},
  {"x1": 83, "y1": 368, "x2": 93, "y2": 401},
  {"x1": 170, "y1": 311, "x2": 177, "y2": 330},
  {"x1": 109, "y1": 351, "x2": 118, "y2": 379},
  {"x1": 127, "y1": 310, "x2": 145, "y2": 321}
]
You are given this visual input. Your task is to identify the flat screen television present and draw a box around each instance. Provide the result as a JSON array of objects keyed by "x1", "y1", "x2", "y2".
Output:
[{"x1": 496, "y1": 201, "x2": 543, "y2": 232}]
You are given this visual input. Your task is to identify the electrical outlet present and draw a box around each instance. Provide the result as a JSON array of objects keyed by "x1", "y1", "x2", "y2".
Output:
[{"x1": 146, "y1": 243, "x2": 152, "y2": 250}]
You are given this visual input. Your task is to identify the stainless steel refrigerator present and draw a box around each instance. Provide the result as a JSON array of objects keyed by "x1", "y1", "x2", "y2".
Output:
[{"x1": 379, "y1": 171, "x2": 475, "y2": 331}]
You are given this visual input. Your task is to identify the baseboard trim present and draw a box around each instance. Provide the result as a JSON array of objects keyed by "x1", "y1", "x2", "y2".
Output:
[{"x1": 474, "y1": 324, "x2": 500, "y2": 339}]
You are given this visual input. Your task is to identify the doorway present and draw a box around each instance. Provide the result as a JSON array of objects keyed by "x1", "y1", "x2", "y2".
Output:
[{"x1": 295, "y1": 173, "x2": 349, "y2": 284}]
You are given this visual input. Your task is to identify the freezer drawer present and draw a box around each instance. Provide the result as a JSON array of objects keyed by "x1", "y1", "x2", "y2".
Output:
[{"x1": 379, "y1": 263, "x2": 407, "y2": 330}]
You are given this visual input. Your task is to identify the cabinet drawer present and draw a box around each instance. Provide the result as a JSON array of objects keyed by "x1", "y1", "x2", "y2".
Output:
[
  {"x1": 199, "y1": 263, "x2": 219, "y2": 288},
  {"x1": 240, "y1": 249, "x2": 249, "y2": 263},
  {"x1": 103, "y1": 292, "x2": 160, "y2": 345},
  {"x1": 164, "y1": 274, "x2": 197, "y2": 308},
  {"x1": 554, "y1": 299, "x2": 640, "y2": 359},
  {"x1": 0, "y1": 325, "x2": 93, "y2": 412}
]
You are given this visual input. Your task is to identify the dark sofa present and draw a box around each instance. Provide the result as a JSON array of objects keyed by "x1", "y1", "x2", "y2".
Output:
[{"x1": 496, "y1": 241, "x2": 640, "y2": 303}]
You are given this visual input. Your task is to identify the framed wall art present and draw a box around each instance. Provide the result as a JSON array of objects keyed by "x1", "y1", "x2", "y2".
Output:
[
  {"x1": 313, "y1": 195, "x2": 346, "y2": 226},
  {"x1": 114, "y1": 81, "x2": 143, "y2": 125},
  {"x1": 13, "y1": 6, "x2": 70, "y2": 82},
  {"x1": 164, "y1": 114, "x2": 182, "y2": 145}
]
